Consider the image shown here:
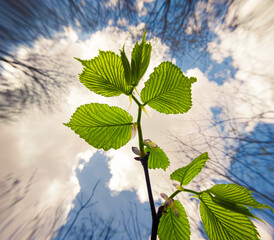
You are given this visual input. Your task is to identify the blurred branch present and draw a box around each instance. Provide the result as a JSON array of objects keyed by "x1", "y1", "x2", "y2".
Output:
[{"x1": 61, "y1": 180, "x2": 99, "y2": 240}]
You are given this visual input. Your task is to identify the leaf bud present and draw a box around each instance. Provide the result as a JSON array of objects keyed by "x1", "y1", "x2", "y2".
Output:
[
  {"x1": 164, "y1": 199, "x2": 174, "y2": 209},
  {"x1": 144, "y1": 139, "x2": 158, "y2": 148},
  {"x1": 172, "y1": 183, "x2": 183, "y2": 190},
  {"x1": 131, "y1": 123, "x2": 137, "y2": 139},
  {"x1": 132, "y1": 146, "x2": 142, "y2": 156},
  {"x1": 160, "y1": 193, "x2": 168, "y2": 200}
]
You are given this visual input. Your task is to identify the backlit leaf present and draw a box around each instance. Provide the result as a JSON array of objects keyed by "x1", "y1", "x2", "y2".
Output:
[
  {"x1": 209, "y1": 184, "x2": 273, "y2": 212},
  {"x1": 140, "y1": 61, "x2": 196, "y2": 114},
  {"x1": 158, "y1": 200, "x2": 190, "y2": 240},
  {"x1": 76, "y1": 51, "x2": 131, "y2": 97},
  {"x1": 64, "y1": 103, "x2": 133, "y2": 150},
  {"x1": 120, "y1": 45, "x2": 133, "y2": 85},
  {"x1": 170, "y1": 152, "x2": 209, "y2": 185},
  {"x1": 145, "y1": 145, "x2": 170, "y2": 170},
  {"x1": 212, "y1": 197, "x2": 263, "y2": 222},
  {"x1": 131, "y1": 31, "x2": 152, "y2": 86},
  {"x1": 200, "y1": 192, "x2": 260, "y2": 240}
]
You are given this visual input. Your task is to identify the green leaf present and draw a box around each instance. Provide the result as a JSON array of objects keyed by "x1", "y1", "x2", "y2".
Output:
[
  {"x1": 131, "y1": 31, "x2": 152, "y2": 86},
  {"x1": 76, "y1": 51, "x2": 131, "y2": 97},
  {"x1": 199, "y1": 192, "x2": 260, "y2": 240},
  {"x1": 212, "y1": 197, "x2": 263, "y2": 222},
  {"x1": 209, "y1": 184, "x2": 273, "y2": 212},
  {"x1": 170, "y1": 152, "x2": 209, "y2": 185},
  {"x1": 140, "y1": 61, "x2": 196, "y2": 114},
  {"x1": 158, "y1": 200, "x2": 190, "y2": 240},
  {"x1": 64, "y1": 103, "x2": 133, "y2": 151},
  {"x1": 120, "y1": 45, "x2": 133, "y2": 85},
  {"x1": 145, "y1": 146, "x2": 170, "y2": 170}
]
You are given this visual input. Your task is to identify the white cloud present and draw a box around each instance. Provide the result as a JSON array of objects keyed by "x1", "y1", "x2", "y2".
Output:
[
  {"x1": 254, "y1": 220, "x2": 274, "y2": 240},
  {"x1": 0, "y1": 24, "x2": 155, "y2": 239},
  {"x1": 0, "y1": 22, "x2": 176, "y2": 239},
  {"x1": 203, "y1": 1, "x2": 274, "y2": 237},
  {"x1": 135, "y1": 0, "x2": 154, "y2": 16},
  {"x1": 76, "y1": 149, "x2": 97, "y2": 171},
  {"x1": 117, "y1": 18, "x2": 128, "y2": 27},
  {"x1": 1, "y1": 2, "x2": 273, "y2": 237},
  {"x1": 207, "y1": 0, "x2": 274, "y2": 131},
  {"x1": 0, "y1": 107, "x2": 94, "y2": 239},
  {"x1": 105, "y1": 1, "x2": 274, "y2": 238},
  {"x1": 107, "y1": 67, "x2": 224, "y2": 205}
]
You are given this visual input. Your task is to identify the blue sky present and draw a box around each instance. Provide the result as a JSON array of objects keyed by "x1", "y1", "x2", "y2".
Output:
[
  {"x1": 54, "y1": 152, "x2": 152, "y2": 240},
  {"x1": 0, "y1": 0, "x2": 273, "y2": 239}
]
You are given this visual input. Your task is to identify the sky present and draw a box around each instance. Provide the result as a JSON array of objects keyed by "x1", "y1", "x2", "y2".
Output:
[{"x1": 0, "y1": 0, "x2": 273, "y2": 239}]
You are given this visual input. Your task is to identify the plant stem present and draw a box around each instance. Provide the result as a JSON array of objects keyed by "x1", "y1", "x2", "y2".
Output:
[
  {"x1": 140, "y1": 158, "x2": 158, "y2": 240},
  {"x1": 168, "y1": 188, "x2": 201, "y2": 200},
  {"x1": 183, "y1": 188, "x2": 201, "y2": 195},
  {"x1": 132, "y1": 95, "x2": 157, "y2": 238},
  {"x1": 137, "y1": 107, "x2": 157, "y2": 237},
  {"x1": 131, "y1": 94, "x2": 141, "y2": 107},
  {"x1": 137, "y1": 106, "x2": 145, "y2": 156},
  {"x1": 131, "y1": 93, "x2": 145, "y2": 156},
  {"x1": 168, "y1": 190, "x2": 183, "y2": 200},
  {"x1": 141, "y1": 159, "x2": 156, "y2": 216}
]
